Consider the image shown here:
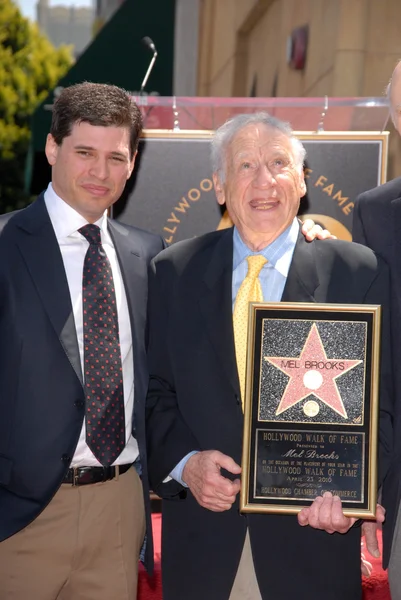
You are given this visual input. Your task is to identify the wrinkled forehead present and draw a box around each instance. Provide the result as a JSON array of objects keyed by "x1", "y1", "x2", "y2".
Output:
[{"x1": 227, "y1": 123, "x2": 293, "y2": 160}]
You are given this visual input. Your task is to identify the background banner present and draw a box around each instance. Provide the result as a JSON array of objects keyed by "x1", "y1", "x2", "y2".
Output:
[{"x1": 112, "y1": 131, "x2": 388, "y2": 243}]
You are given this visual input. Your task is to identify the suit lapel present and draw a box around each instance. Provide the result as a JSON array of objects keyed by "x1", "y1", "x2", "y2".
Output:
[
  {"x1": 199, "y1": 229, "x2": 240, "y2": 395},
  {"x1": 281, "y1": 230, "x2": 319, "y2": 302},
  {"x1": 107, "y1": 220, "x2": 148, "y2": 397},
  {"x1": 14, "y1": 195, "x2": 83, "y2": 385},
  {"x1": 197, "y1": 228, "x2": 320, "y2": 394},
  {"x1": 391, "y1": 198, "x2": 401, "y2": 318}
]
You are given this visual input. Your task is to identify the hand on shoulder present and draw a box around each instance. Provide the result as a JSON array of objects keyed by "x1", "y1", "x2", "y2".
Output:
[{"x1": 301, "y1": 218, "x2": 336, "y2": 242}]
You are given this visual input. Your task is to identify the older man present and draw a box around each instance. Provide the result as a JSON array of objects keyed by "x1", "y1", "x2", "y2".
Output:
[{"x1": 146, "y1": 113, "x2": 392, "y2": 600}]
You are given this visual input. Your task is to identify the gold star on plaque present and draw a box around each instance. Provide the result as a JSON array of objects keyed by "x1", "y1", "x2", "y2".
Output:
[{"x1": 265, "y1": 323, "x2": 362, "y2": 418}]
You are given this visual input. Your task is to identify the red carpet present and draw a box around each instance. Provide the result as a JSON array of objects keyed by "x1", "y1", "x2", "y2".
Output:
[
  {"x1": 361, "y1": 533, "x2": 391, "y2": 600},
  {"x1": 138, "y1": 514, "x2": 390, "y2": 599}
]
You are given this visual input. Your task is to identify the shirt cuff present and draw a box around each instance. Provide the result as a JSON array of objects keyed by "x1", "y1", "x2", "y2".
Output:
[{"x1": 166, "y1": 451, "x2": 199, "y2": 487}]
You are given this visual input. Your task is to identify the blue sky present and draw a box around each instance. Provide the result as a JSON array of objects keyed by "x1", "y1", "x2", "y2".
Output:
[{"x1": 16, "y1": 0, "x2": 92, "y2": 21}]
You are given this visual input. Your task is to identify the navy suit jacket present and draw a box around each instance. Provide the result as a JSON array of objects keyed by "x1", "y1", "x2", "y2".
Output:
[
  {"x1": 354, "y1": 177, "x2": 401, "y2": 568},
  {"x1": 0, "y1": 194, "x2": 164, "y2": 571},
  {"x1": 146, "y1": 226, "x2": 392, "y2": 600}
]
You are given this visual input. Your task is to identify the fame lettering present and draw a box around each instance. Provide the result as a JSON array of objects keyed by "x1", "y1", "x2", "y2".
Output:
[
  {"x1": 339, "y1": 468, "x2": 358, "y2": 477},
  {"x1": 304, "y1": 450, "x2": 339, "y2": 460},
  {"x1": 304, "y1": 361, "x2": 345, "y2": 370},
  {"x1": 278, "y1": 360, "x2": 346, "y2": 370},
  {"x1": 332, "y1": 490, "x2": 358, "y2": 498},
  {"x1": 314, "y1": 175, "x2": 354, "y2": 216},
  {"x1": 340, "y1": 435, "x2": 358, "y2": 444},
  {"x1": 305, "y1": 434, "x2": 325, "y2": 443},
  {"x1": 262, "y1": 465, "x2": 302, "y2": 474},
  {"x1": 264, "y1": 432, "x2": 302, "y2": 442},
  {"x1": 267, "y1": 324, "x2": 362, "y2": 418},
  {"x1": 282, "y1": 448, "x2": 305, "y2": 458},
  {"x1": 162, "y1": 178, "x2": 213, "y2": 244},
  {"x1": 304, "y1": 467, "x2": 324, "y2": 475},
  {"x1": 281, "y1": 360, "x2": 300, "y2": 368},
  {"x1": 261, "y1": 487, "x2": 292, "y2": 495}
]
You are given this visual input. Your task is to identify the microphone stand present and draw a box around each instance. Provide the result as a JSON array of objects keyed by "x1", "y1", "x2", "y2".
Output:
[{"x1": 140, "y1": 38, "x2": 158, "y2": 96}]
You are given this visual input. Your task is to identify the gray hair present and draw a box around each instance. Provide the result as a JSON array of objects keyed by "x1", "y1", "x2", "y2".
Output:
[
  {"x1": 211, "y1": 112, "x2": 306, "y2": 182},
  {"x1": 386, "y1": 80, "x2": 391, "y2": 101},
  {"x1": 386, "y1": 80, "x2": 394, "y2": 123},
  {"x1": 385, "y1": 58, "x2": 401, "y2": 124}
]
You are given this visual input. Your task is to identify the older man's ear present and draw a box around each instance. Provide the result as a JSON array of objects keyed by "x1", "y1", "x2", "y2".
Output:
[
  {"x1": 213, "y1": 173, "x2": 226, "y2": 206},
  {"x1": 300, "y1": 218, "x2": 337, "y2": 241}
]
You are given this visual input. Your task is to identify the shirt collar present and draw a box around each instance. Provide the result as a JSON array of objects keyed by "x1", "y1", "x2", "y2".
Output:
[
  {"x1": 233, "y1": 217, "x2": 299, "y2": 277},
  {"x1": 44, "y1": 182, "x2": 111, "y2": 244}
]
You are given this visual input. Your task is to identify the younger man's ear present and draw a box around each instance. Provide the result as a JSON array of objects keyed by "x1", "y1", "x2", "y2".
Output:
[{"x1": 45, "y1": 134, "x2": 59, "y2": 166}]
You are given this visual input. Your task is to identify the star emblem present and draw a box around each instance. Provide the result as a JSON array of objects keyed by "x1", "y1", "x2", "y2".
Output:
[{"x1": 265, "y1": 323, "x2": 362, "y2": 418}]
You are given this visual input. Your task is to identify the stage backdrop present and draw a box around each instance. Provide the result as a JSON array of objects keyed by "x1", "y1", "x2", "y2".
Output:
[{"x1": 112, "y1": 131, "x2": 388, "y2": 243}]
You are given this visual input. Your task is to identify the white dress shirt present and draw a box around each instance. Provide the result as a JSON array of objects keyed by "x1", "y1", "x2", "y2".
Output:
[{"x1": 44, "y1": 183, "x2": 138, "y2": 467}]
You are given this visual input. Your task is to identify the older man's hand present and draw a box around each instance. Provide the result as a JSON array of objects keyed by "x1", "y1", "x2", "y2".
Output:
[
  {"x1": 182, "y1": 450, "x2": 241, "y2": 512},
  {"x1": 297, "y1": 492, "x2": 356, "y2": 533},
  {"x1": 301, "y1": 218, "x2": 336, "y2": 241},
  {"x1": 298, "y1": 493, "x2": 386, "y2": 537}
]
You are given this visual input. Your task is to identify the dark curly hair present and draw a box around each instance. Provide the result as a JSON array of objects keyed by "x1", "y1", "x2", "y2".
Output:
[{"x1": 50, "y1": 82, "x2": 142, "y2": 158}]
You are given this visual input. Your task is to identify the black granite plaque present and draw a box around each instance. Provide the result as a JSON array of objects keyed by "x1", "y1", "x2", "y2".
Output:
[{"x1": 240, "y1": 303, "x2": 381, "y2": 518}]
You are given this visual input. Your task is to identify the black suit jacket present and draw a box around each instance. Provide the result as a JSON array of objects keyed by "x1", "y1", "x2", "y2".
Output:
[
  {"x1": 146, "y1": 225, "x2": 392, "y2": 600},
  {"x1": 0, "y1": 194, "x2": 164, "y2": 571},
  {"x1": 353, "y1": 177, "x2": 401, "y2": 568}
]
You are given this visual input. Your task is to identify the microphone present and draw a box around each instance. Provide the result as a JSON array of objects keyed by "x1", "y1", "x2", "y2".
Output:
[
  {"x1": 142, "y1": 36, "x2": 156, "y2": 53},
  {"x1": 140, "y1": 36, "x2": 158, "y2": 95}
]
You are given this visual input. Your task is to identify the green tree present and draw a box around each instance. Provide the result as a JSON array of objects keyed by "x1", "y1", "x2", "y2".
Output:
[{"x1": 0, "y1": 0, "x2": 72, "y2": 212}]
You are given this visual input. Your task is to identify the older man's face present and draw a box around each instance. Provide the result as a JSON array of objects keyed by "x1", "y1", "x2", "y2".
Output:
[
  {"x1": 213, "y1": 123, "x2": 306, "y2": 250},
  {"x1": 390, "y1": 66, "x2": 401, "y2": 134}
]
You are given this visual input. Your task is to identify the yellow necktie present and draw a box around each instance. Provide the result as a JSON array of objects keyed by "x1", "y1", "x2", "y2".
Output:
[{"x1": 233, "y1": 255, "x2": 267, "y2": 406}]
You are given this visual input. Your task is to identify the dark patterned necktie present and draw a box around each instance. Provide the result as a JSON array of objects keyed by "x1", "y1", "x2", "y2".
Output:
[{"x1": 79, "y1": 224, "x2": 125, "y2": 466}]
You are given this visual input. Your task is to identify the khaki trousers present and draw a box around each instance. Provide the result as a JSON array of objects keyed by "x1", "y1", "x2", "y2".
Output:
[
  {"x1": 229, "y1": 530, "x2": 262, "y2": 600},
  {"x1": 0, "y1": 466, "x2": 145, "y2": 600}
]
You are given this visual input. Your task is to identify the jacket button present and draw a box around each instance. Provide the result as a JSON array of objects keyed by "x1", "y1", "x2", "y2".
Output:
[
  {"x1": 74, "y1": 399, "x2": 84, "y2": 408},
  {"x1": 235, "y1": 394, "x2": 240, "y2": 405},
  {"x1": 61, "y1": 454, "x2": 71, "y2": 463}
]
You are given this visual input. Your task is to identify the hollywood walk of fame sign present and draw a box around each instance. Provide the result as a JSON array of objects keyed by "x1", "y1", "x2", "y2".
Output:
[{"x1": 240, "y1": 302, "x2": 381, "y2": 518}]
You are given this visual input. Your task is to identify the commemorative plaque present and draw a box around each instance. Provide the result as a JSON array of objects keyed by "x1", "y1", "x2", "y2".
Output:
[{"x1": 240, "y1": 303, "x2": 381, "y2": 518}]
